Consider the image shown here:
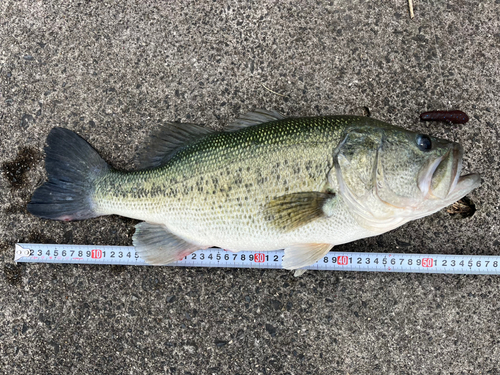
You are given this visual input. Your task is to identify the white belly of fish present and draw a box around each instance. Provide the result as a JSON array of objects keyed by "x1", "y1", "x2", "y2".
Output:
[{"x1": 151, "y1": 201, "x2": 377, "y2": 252}]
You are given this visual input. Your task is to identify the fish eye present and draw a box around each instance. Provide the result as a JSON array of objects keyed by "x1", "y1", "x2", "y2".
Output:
[{"x1": 416, "y1": 134, "x2": 432, "y2": 152}]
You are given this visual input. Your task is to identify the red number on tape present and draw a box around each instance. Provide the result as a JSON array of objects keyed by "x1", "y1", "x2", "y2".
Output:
[
  {"x1": 337, "y1": 256, "x2": 348, "y2": 265},
  {"x1": 422, "y1": 258, "x2": 433, "y2": 267},
  {"x1": 91, "y1": 249, "x2": 103, "y2": 259},
  {"x1": 254, "y1": 253, "x2": 265, "y2": 263}
]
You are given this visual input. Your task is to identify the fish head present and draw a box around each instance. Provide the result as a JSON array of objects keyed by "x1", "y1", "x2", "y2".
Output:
[{"x1": 334, "y1": 122, "x2": 480, "y2": 230}]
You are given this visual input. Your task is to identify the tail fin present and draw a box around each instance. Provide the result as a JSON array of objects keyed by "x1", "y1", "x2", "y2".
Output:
[{"x1": 27, "y1": 128, "x2": 109, "y2": 221}]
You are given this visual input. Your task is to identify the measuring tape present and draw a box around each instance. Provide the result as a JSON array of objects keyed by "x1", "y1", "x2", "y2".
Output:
[{"x1": 14, "y1": 243, "x2": 500, "y2": 275}]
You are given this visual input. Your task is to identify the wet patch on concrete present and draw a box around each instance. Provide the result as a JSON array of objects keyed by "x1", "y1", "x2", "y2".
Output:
[
  {"x1": 24, "y1": 230, "x2": 56, "y2": 245},
  {"x1": 4, "y1": 263, "x2": 24, "y2": 286},
  {"x1": 4, "y1": 204, "x2": 28, "y2": 215},
  {"x1": 1, "y1": 147, "x2": 42, "y2": 190},
  {"x1": 0, "y1": 242, "x2": 10, "y2": 256},
  {"x1": 446, "y1": 197, "x2": 476, "y2": 219}
]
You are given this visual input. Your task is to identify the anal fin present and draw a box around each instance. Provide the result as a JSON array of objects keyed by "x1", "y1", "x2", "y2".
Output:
[
  {"x1": 282, "y1": 243, "x2": 333, "y2": 276},
  {"x1": 133, "y1": 222, "x2": 200, "y2": 265}
]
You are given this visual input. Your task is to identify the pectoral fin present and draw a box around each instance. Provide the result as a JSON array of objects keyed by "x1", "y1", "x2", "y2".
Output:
[
  {"x1": 282, "y1": 243, "x2": 333, "y2": 276},
  {"x1": 264, "y1": 192, "x2": 337, "y2": 232},
  {"x1": 133, "y1": 222, "x2": 200, "y2": 265}
]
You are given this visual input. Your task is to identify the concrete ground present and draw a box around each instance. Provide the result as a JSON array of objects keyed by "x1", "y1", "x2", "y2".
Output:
[{"x1": 1, "y1": 1, "x2": 499, "y2": 373}]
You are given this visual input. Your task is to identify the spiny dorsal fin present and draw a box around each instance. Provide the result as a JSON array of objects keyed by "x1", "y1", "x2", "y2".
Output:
[
  {"x1": 225, "y1": 109, "x2": 286, "y2": 132},
  {"x1": 135, "y1": 122, "x2": 216, "y2": 169},
  {"x1": 264, "y1": 192, "x2": 337, "y2": 232}
]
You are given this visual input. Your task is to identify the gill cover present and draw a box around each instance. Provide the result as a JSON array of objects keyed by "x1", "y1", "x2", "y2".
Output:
[{"x1": 333, "y1": 126, "x2": 400, "y2": 230}]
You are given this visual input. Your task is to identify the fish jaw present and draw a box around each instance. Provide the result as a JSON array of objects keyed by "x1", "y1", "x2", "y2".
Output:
[
  {"x1": 432, "y1": 173, "x2": 481, "y2": 209},
  {"x1": 423, "y1": 143, "x2": 462, "y2": 200}
]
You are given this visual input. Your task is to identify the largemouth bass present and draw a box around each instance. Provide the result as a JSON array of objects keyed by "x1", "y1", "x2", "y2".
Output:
[{"x1": 28, "y1": 110, "x2": 480, "y2": 275}]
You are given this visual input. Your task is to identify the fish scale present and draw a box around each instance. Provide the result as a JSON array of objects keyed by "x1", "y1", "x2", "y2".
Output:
[{"x1": 93, "y1": 116, "x2": 351, "y2": 250}]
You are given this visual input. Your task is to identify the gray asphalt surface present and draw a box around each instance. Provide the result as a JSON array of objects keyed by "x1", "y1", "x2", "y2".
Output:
[{"x1": 1, "y1": 1, "x2": 499, "y2": 374}]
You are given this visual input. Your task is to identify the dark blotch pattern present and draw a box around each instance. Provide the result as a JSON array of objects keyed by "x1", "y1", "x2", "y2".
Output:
[{"x1": 2, "y1": 147, "x2": 41, "y2": 190}]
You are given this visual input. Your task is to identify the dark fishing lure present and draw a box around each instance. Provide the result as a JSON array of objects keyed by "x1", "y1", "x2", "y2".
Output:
[{"x1": 420, "y1": 110, "x2": 469, "y2": 124}]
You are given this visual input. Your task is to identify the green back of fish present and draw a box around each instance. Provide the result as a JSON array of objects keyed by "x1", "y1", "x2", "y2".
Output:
[{"x1": 94, "y1": 116, "x2": 382, "y2": 223}]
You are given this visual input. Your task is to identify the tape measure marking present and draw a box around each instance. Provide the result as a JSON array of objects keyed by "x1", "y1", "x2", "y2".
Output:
[{"x1": 14, "y1": 243, "x2": 500, "y2": 275}]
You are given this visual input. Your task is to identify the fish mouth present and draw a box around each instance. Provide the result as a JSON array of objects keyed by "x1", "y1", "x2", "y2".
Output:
[{"x1": 418, "y1": 143, "x2": 480, "y2": 200}]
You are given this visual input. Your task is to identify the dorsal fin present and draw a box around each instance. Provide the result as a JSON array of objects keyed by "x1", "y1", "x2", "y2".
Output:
[
  {"x1": 224, "y1": 109, "x2": 286, "y2": 132},
  {"x1": 135, "y1": 122, "x2": 216, "y2": 169}
]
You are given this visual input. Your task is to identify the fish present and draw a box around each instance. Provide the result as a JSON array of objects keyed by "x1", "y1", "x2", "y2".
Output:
[{"x1": 27, "y1": 110, "x2": 481, "y2": 275}]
